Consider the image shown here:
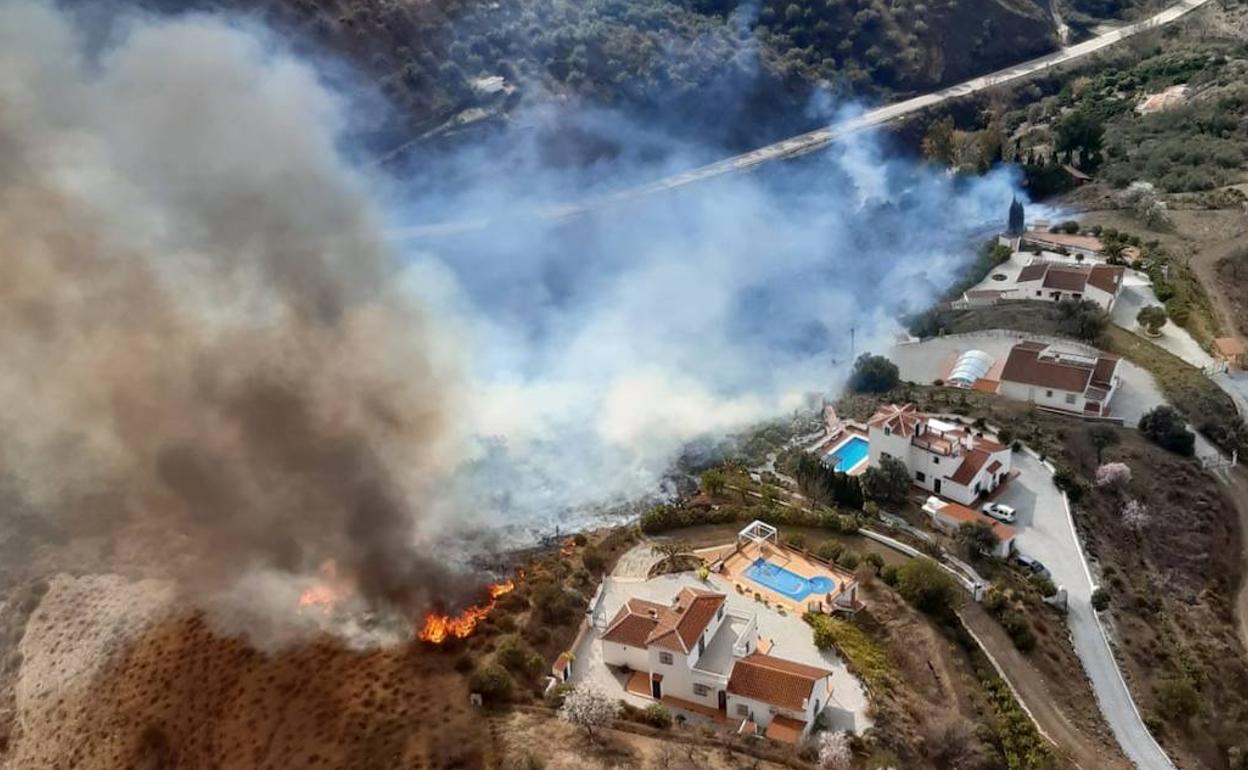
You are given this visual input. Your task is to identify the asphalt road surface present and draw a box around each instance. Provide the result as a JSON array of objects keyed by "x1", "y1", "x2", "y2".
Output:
[
  {"x1": 543, "y1": 0, "x2": 1212, "y2": 219},
  {"x1": 1000, "y1": 451, "x2": 1179, "y2": 770}
]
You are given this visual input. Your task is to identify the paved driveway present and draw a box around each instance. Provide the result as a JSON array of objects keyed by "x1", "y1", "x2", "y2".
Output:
[
  {"x1": 570, "y1": 572, "x2": 872, "y2": 734},
  {"x1": 995, "y1": 451, "x2": 1177, "y2": 770},
  {"x1": 1112, "y1": 274, "x2": 1216, "y2": 369},
  {"x1": 889, "y1": 333, "x2": 1167, "y2": 427}
]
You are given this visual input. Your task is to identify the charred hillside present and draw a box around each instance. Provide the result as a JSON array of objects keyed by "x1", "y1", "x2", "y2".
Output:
[{"x1": 103, "y1": 0, "x2": 1065, "y2": 154}]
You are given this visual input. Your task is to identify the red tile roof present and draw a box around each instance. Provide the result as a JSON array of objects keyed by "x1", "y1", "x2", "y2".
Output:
[
  {"x1": 601, "y1": 599, "x2": 665, "y2": 648},
  {"x1": 647, "y1": 587, "x2": 725, "y2": 653},
  {"x1": 1088, "y1": 265, "x2": 1124, "y2": 294},
  {"x1": 1001, "y1": 342, "x2": 1094, "y2": 393},
  {"x1": 866, "y1": 403, "x2": 922, "y2": 438},
  {"x1": 727, "y1": 653, "x2": 831, "y2": 711},
  {"x1": 1017, "y1": 263, "x2": 1049, "y2": 282},
  {"x1": 601, "y1": 589, "x2": 726, "y2": 654},
  {"x1": 931, "y1": 500, "x2": 1017, "y2": 541},
  {"x1": 764, "y1": 715, "x2": 807, "y2": 744},
  {"x1": 1042, "y1": 265, "x2": 1090, "y2": 292},
  {"x1": 949, "y1": 448, "x2": 990, "y2": 486}
]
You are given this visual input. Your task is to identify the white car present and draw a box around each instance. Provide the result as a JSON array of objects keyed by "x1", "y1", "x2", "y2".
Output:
[{"x1": 981, "y1": 502, "x2": 1017, "y2": 523}]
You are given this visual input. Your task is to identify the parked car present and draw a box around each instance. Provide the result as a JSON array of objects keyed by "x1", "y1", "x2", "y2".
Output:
[
  {"x1": 1015, "y1": 554, "x2": 1050, "y2": 578},
  {"x1": 981, "y1": 502, "x2": 1017, "y2": 523}
]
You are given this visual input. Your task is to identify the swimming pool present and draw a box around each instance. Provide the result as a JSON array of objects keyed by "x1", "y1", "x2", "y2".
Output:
[
  {"x1": 824, "y1": 435, "x2": 869, "y2": 473},
  {"x1": 744, "y1": 558, "x2": 837, "y2": 601}
]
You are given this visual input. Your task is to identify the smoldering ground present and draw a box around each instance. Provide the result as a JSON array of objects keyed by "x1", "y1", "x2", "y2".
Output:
[{"x1": 0, "y1": 0, "x2": 1028, "y2": 647}]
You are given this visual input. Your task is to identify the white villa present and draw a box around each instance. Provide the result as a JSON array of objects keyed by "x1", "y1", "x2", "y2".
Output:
[
  {"x1": 866, "y1": 404, "x2": 1012, "y2": 506},
  {"x1": 600, "y1": 584, "x2": 833, "y2": 743},
  {"x1": 1005, "y1": 261, "x2": 1125, "y2": 311},
  {"x1": 998, "y1": 341, "x2": 1121, "y2": 417}
]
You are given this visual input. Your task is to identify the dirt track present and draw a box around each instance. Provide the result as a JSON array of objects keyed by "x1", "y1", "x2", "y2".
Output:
[{"x1": 959, "y1": 603, "x2": 1133, "y2": 770}]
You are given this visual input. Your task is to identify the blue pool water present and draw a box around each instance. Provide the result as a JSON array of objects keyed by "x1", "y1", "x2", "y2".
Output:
[
  {"x1": 825, "y1": 435, "x2": 869, "y2": 473},
  {"x1": 744, "y1": 559, "x2": 837, "y2": 601}
]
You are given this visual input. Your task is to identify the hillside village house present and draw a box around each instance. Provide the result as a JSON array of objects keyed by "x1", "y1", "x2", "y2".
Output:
[
  {"x1": 998, "y1": 341, "x2": 1121, "y2": 416},
  {"x1": 600, "y1": 586, "x2": 833, "y2": 743},
  {"x1": 1002, "y1": 221, "x2": 1103, "y2": 260},
  {"x1": 922, "y1": 497, "x2": 1016, "y2": 558},
  {"x1": 866, "y1": 404, "x2": 1011, "y2": 506},
  {"x1": 1005, "y1": 261, "x2": 1125, "y2": 311}
]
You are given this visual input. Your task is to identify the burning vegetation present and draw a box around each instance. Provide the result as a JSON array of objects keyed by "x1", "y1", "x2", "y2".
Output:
[{"x1": 419, "y1": 579, "x2": 516, "y2": 644}]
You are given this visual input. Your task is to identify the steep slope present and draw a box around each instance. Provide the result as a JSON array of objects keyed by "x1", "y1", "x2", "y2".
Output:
[{"x1": 110, "y1": 0, "x2": 1059, "y2": 153}]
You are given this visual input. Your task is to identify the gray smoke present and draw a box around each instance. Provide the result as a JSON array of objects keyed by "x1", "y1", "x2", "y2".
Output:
[
  {"x1": 0, "y1": 0, "x2": 1030, "y2": 647},
  {"x1": 0, "y1": 0, "x2": 472, "y2": 644}
]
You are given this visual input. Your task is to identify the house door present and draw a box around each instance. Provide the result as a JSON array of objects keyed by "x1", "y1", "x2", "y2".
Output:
[
  {"x1": 718, "y1": 690, "x2": 727, "y2": 711},
  {"x1": 651, "y1": 679, "x2": 662, "y2": 699},
  {"x1": 934, "y1": 479, "x2": 942, "y2": 494}
]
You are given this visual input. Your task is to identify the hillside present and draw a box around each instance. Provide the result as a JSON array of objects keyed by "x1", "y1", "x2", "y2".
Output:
[{"x1": 118, "y1": 0, "x2": 1062, "y2": 155}]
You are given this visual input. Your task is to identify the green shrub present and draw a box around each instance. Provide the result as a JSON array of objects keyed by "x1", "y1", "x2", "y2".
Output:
[
  {"x1": 1030, "y1": 575, "x2": 1057, "y2": 598},
  {"x1": 880, "y1": 565, "x2": 900, "y2": 587},
  {"x1": 816, "y1": 540, "x2": 845, "y2": 563},
  {"x1": 641, "y1": 703, "x2": 673, "y2": 729},
  {"x1": 1155, "y1": 676, "x2": 1201, "y2": 722},
  {"x1": 469, "y1": 664, "x2": 514, "y2": 703},
  {"x1": 836, "y1": 550, "x2": 861, "y2": 570},
  {"x1": 785, "y1": 533, "x2": 807, "y2": 549},
  {"x1": 572, "y1": 533, "x2": 588, "y2": 547},
  {"x1": 863, "y1": 552, "x2": 885, "y2": 575},
  {"x1": 1091, "y1": 587, "x2": 1111, "y2": 611},
  {"x1": 1000, "y1": 611, "x2": 1036, "y2": 653},
  {"x1": 896, "y1": 559, "x2": 958, "y2": 616},
  {"x1": 807, "y1": 615, "x2": 894, "y2": 692},
  {"x1": 582, "y1": 547, "x2": 606, "y2": 574}
]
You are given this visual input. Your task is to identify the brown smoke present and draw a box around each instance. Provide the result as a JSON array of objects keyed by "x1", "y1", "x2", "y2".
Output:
[{"x1": 0, "y1": 1, "x2": 468, "y2": 642}]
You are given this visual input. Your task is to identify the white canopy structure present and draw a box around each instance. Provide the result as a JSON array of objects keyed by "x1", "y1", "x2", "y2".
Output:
[
  {"x1": 947, "y1": 349, "x2": 994, "y2": 388},
  {"x1": 737, "y1": 521, "x2": 778, "y2": 549}
]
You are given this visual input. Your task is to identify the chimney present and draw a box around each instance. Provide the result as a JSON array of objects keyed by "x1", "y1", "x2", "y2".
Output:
[{"x1": 647, "y1": 608, "x2": 658, "y2": 619}]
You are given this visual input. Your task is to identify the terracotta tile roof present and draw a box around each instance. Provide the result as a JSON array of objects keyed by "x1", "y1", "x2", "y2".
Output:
[
  {"x1": 1042, "y1": 265, "x2": 1090, "y2": 292},
  {"x1": 1091, "y1": 355, "x2": 1120, "y2": 388},
  {"x1": 727, "y1": 653, "x2": 831, "y2": 711},
  {"x1": 930, "y1": 500, "x2": 1016, "y2": 541},
  {"x1": 1001, "y1": 342, "x2": 1093, "y2": 393},
  {"x1": 949, "y1": 448, "x2": 990, "y2": 486},
  {"x1": 600, "y1": 599, "x2": 665, "y2": 648},
  {"x1": 646, "y1": 587, "x2": 725, "y2": 653},
  {"x1": 867, "y1": 403, "x2": 921, "y2": 438},
  {"x1": 764, "y1": 715, "x2": 806, "y2": 744},
  {"x1": 971, "y1": 378, "x2": 1000, "y2": 394},
  {"x1": 1088, "y1": 265, "x2": 1124, "y2": 294},
  {"x1": 975, "y1": 438, "x2": 1007, "y2": 453},
  {"x1": 1017, "y1": 263, "x2": 1049, "y2": 282}
]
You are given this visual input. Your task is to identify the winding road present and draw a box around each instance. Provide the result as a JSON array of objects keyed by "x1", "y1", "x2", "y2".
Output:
[{"x1": 541, "y1": 0, "x2": 1212, "y2": 220}]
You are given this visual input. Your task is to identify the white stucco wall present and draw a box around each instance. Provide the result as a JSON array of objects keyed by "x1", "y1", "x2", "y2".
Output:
[
  {"x1": 999, "y1": 379, "x2": 1087, "y2": 412},
  {"x1": 602, "y1": 641, "x2": 649, "y2": 672}
]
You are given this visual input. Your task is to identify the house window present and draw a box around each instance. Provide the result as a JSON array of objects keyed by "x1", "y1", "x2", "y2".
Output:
[
  {"x1": 1035, "y1": 290, "x2": 1041, "y2": 297},
  {"x1": 1065, "y1": 393, "x2": 1077, "y2": 404},
  {"x1": 1045, "y1": 390, "x2": 1054, "y2": 397},
  {"x1": 933, "y1": 457, "x2": 939, "y2": 465},
  {"x1": 659, "y1": 652, "x2": 673, "y2": 665},
  {"x1": 693, "y1": 684, "x2": 710, "y2": 697},
  {"x1": 915, "y1": 471, "x2": 926, "y2": 482},
  {"x1": 736, "y1": 704, "x2": 750, "y2": 717},
  {"x1": 716, "y1": 605, "x2": 724, "y2": 620},
  {"x1": 698, "y1": 636, "x2": 706, "y2": 656},
  {"x1": 884, "y1": 427, "x2": 891, "y2": 436}
]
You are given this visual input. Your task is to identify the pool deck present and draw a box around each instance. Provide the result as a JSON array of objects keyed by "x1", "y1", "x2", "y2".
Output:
[
  {"x1": 818, "y1": 428, "x2": 870, "y2": 476},
  {"x1": 720, "y1": 541, "x2": 857, "y2": 616}
]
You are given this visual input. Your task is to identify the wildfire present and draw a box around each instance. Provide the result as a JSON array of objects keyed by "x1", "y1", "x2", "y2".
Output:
[
  {"x1": 297, "y1": 560, "x2": 352, "y2": 616},
  {"x1": 418, "y1": 578, "x2": 516, "y2": 644}
]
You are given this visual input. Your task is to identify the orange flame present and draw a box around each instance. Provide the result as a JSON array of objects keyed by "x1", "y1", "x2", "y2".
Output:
[
  {"x1": 418, "y1": 579, "x2": 516, "y2": 644},
  {"x1": 297, "y1": 560, "x2": 352, "y2": 616}
]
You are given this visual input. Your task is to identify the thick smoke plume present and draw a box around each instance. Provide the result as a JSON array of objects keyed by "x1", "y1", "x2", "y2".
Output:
[
  {"x1": 393, "y1": 106, "x2": 1024, "y2": 539},
  {"x1": 0, "y1": 0, "x2": 469, "y2": 644},
  {"x1": 0, "y1": 0, "x2": 1028, "y2": 646}
]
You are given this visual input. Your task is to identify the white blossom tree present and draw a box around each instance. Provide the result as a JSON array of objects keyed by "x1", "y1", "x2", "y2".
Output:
[
  {"x1": 1095, "y1": 462, "x2": 1132, "y2": 490},
  {"x1": 815, "y1": 731, "x2": 852, "y2": 769},
  {"x1": 1122, "y1": 498, "x2": 1150, "y2": 530},
  {"x1": 558, "y1": 683, "x2": 618, "y2": 742}
]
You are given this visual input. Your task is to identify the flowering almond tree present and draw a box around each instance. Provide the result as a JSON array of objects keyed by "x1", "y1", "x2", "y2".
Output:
[
  {"x1": 816, "y1": 731, "x2": 852, "y2": 769},
  {"x1": 1094, "y1": 462, "x2": 1132, "y2": 490},
  {"x1": 558, "y1": 683, "x2": 619, "y2": 742}
]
